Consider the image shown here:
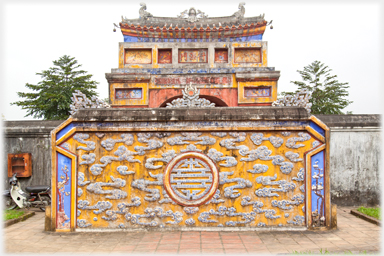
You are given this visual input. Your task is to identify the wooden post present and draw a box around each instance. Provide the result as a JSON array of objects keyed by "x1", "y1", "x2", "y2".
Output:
[
  {"x1": 45, "y1": 205, "x2": 53, "y2": 231},
  {"x1": 331, "y1": 204, "x2": 337, "y2": 229}
]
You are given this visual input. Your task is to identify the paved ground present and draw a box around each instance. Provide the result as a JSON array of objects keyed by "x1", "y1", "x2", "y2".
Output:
[{"x1": 3, "y1": 206, "x2": 380, "y2": 254}]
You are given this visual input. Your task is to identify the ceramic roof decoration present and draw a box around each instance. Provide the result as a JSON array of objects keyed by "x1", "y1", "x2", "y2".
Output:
[
  {"x1": 272, "y1": 89, "x2": 313, "y2": 114},
  {"x1": 70, "y1": 90, "x2": 110, "y2": 116},
  {"x1": 166, "y1": 83, "x2": 215, "y2": 108},
  {"x1": 114, "y1": 2, "x2": 272, "y2": 42}
]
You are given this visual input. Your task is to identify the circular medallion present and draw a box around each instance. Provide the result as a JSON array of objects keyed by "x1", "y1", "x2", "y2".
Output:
[{"x1": 163, "y1": 152, "x2": 219, "y2": 206}]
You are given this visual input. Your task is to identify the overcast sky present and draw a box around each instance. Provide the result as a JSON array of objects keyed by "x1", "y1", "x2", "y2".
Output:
[{"x1": 0, "y1": 0, "x2": 383, "y2": 120}]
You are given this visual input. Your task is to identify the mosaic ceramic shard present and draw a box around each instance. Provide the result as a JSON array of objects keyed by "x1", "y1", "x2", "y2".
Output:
[
  {"x1": 70, "y1": 90, "x2": 110, "y2": 116},
  {"x1": 272, "y1": 89, "x2": 312, "y2": 114}
]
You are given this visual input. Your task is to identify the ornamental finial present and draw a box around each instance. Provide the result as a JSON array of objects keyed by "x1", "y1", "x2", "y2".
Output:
[
  {"x1": 70, "y1": 90, "x2": 110, "y2": 116},
  {"x1": 272, "y1": 89, "x2": 312, "y2": 114}
]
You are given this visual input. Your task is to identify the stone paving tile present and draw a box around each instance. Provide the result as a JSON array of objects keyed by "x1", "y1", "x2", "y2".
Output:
[
  {"x1": 179, "y1": 244, "x2": 201, "y2": 249},
  {"x1": 268, "y1": 248, "x2": 291, "y2": 254},
  {"x1": 201, "y1": 238, "x2": 221, "y2": 243},
  {"x1": 225, "y1": 248, "x2": 248, "y2": 254},
  {"x1": 201, "y1": 248, "x2": 225, "y2": 253},
  {"x1": 178, "y1": 248, "x2": 201, "y2": 253},
  {"x1": 244, "y1": 244, "x2": 268, "y2": 249},
  {"x1": 156, "y1": 249, "x2": 179, "y2": 254},
  {"x1": 201, "y1": 243, "x2": 224, "y2": 249},
  {"x1": 3, "y1": 206, "x2": 382, "y2": 254}
]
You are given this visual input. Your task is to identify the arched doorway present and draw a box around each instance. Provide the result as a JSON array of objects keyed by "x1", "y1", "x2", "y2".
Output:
[{"x1": 158, "y1": 95, "x2": 229, "y2": 108}]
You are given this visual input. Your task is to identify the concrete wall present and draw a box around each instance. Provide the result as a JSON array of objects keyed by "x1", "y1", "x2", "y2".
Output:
[
  {"x1": 316, "y1": 114, "x2": 381, "y2": 206},
  {"x1": 3, "y1": 114, "x2": 381, "y2": 207},
  {"x1": 3, "y1": 120, "x2": 63, "y2": 189}
]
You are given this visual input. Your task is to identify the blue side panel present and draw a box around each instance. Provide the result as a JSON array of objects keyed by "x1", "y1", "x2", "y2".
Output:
[
  {"x1": 57, "y1": 153, "x2": 72, "y2": 229},
  {"x1": 123, "y1": 36, "x2": 139, "y2": 42},
  {"x1": 122, "y1": 34, "x2": 263, "y2": 42},
  {"x1": 56, "y1": 123, "x2": 74, "y2": 141},
  {"x1": 248, "y1": 34, "x2": 263, "y2": 40},
  {"x1": 311, "y1": 151, "x2": 325, "y2": 220},
  {"x1": 310, "y1": 121, "x2": 325, "y2": 137}
]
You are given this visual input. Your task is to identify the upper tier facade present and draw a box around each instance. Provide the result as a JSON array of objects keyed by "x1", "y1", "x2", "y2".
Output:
[{"x1": 107, "y1": 3, "x2": 278, "y2": 108}]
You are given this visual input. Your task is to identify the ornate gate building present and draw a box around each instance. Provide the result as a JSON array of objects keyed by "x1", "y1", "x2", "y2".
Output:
[{"x1": 50, "y1": 3, "x2": 332, "y2": 232}]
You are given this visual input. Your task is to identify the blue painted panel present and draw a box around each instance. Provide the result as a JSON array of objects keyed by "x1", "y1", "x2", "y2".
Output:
[
  {"x1": 122, "y1": 34, "x2": 263, "y2": 42},
  {"x1": 123, "y1": 36, "x2": 139, "y2": 42},
  {"x1": 57, "y1": 153, "x2": 72, "y2": 229},
  {"x1": 310, "y1": 121, "x2": 325, "y2": 137},
  {"x1": 56, "y1": 123, "x2": 74, "y2": 141},
  {"x1": 311, "y1": 150, "x2": 325, "y2": 219}
]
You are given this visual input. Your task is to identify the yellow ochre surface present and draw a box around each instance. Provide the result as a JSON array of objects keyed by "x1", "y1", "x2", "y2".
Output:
[{"x1": 62, "y1": 131, "x2": 318, "y2": 229}]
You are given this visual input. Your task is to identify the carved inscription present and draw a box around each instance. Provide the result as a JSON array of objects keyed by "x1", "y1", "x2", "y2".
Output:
[
  {"x1": 178, "y1": 49, "x2": 207, "y2": 63},
  {"x1": 154, "y1": 76, "x2": 232, "y2": 86}
]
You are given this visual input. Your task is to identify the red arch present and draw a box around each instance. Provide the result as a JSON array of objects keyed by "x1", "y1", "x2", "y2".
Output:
[{"x1": 158, "y1": 95, "x2": 228, "y2": 108}]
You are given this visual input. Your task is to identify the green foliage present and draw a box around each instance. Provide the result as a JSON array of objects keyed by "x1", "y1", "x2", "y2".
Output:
[
  {"x1": 4, "y1": 209, "x2": 25, "y2": 221},
  {"x1": 357, "y1": 206, "x2": 381, "y2": 220},
  {"x1": 12, "y1": 55, "x2": 98, "y2": 120},
  {"x1": 284, "y1": 61, "x2": 352, "y2": 115}
]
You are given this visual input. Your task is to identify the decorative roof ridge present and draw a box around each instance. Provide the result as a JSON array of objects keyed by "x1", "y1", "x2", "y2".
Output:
[
  {"x1": 119, "y1": 21, "x2": 267, "y2": 31},
  {"x1": 115, "y1": 3, "x2": 270, "y2": 28}
]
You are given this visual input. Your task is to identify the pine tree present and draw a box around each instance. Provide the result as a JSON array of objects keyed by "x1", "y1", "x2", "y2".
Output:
[
  {"x1": 284, "y1": 60, "x2": 352, "y2": 114},
  {"x1": 12, "y1": 55, "x2": 98, "y2": 120}
]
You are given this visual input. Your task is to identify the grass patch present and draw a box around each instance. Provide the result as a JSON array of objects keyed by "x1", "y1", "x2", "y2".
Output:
[
  {"x1": 357, "y1": 206, "x2": 381, "y2": 220},
  {"x1": 4, "y1": 209, "x2": 25, "y2": 221}
]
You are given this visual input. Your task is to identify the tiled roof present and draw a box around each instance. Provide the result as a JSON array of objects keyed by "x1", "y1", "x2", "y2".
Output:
[
  {"x1": 116, "y1": 4, "x2": 270, "y2": 41},
  {"x1": 119, "y1": 21, "x2": 267, "y2": 40}
]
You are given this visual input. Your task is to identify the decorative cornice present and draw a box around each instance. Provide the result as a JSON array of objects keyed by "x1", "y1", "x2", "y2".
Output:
[
  {"x1": 105, "y1": 73, "x2": 151, "y2": 83},
  {"x1": 236, "y1": 71, "x2": 280, "y2": 82},
  {"x1": 166, "y1": 83, "x2": 215, "y2": 108}
]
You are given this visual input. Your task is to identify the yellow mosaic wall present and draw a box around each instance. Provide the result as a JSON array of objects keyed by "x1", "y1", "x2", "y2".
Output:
[{"x1": 60, "y1": 130, "x2": 320, "y2": 229}]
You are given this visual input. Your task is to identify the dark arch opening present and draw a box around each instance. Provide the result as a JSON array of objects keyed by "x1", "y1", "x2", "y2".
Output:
[{"x1": 158, "y1": 95, "x2": 229, "y2": 108}]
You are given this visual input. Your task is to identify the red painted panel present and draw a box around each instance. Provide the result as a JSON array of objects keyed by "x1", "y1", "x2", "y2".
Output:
[
  {"x1": 149, "y1": 88, "x2": 238, "y2": 108},
  {"x1": 158, "y1": 49, "x2": 172, "y2": 64},
  {"x1": 215, "y1": 49, "x2": 228, "y2": 63}
]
